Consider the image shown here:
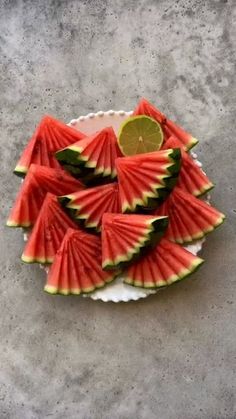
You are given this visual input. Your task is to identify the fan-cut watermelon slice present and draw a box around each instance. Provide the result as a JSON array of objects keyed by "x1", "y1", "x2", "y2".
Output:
[
  {"x1": 7, "y1": 164, "x2": 84, "y2": 228},
  {"x1": 154, "y1": 187, "x2": 225, "y2": 244},
  {"x1": 163, "y1": 136, "x2": 214, "y2": 196},
  {"x1": 133, "y1": 98, "x2": 198, "y2": 150},
  {"x1": 116, "y1": 148, "x2": 181, "y2": 212},
  {"x1": 102, "y1": 213, "x2": 169, "y2": 270},
  {"x1": 56, "y1": 126, "x2": 123, "y2": 179},
  {"x1": 59, "y1": 182, "x2": 122, "y2": 232},
  {"x1": 44, "y1": 228, "x2": 117, "y2": 295},
  {"x1": 124, "y1": 238, "x2": 204, "y2": 288},
  {"x1": 14, "y1": 115, "x2": 85, "y2": 176},
  {"x1": 22, "y1": 193, "x2": 78, "y2": 264}
]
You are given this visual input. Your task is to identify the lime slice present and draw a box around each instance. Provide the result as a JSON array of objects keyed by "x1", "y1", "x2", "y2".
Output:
[{"x1": 118, "y1": 115, "x2": 164, "y2": 156}]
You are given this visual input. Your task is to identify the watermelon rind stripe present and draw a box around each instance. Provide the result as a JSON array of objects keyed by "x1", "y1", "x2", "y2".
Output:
[
  {"x1": 44, "y1": 274, "x2": 116, "y2": 296},
  {"x1": 124, "y1": 256, "x2": 204, "y2": 289},
  {"x1": 174, "y1": 213, "x2": 225, "y2": 244},
  {"x1": 188, "y1": 137, "x2": 199, "y2": 150},
  {"x1": 6, "y1": 219, "x2": 31, "y2": 228},
  {"x1": 85, "y1": 159, "x2": 99, "y2": 169},
  {"x1": 194, "y1": 182, "x2": 215, "y2": 197},
  {"x1": 121, "y1": 181, "x2": 170, "y2": 212},
  {"x1": 55, "y1": 148, "x2": 82, "y2": 165},
  {"x1": 13, "y1": 165, "x2": 28, "y2": 177},
  {"x1": 21, "y1": 254, "x2": 54, "y2": 264}
]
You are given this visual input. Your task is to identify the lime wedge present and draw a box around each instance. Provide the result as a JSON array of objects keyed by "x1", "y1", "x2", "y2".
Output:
[{"x1": 118, "y1": 115, "x2": 164, "y2": 156}]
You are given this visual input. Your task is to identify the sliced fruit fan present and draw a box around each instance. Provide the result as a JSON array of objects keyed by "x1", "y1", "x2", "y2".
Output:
[{"x1": 7, "y1": 98, "x2": 225, "y2": 297}]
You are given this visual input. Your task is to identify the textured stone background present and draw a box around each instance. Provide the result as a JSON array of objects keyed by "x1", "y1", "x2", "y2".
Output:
[{"x1": 1, "y1": 0, "x2": 236, "y2": 418}]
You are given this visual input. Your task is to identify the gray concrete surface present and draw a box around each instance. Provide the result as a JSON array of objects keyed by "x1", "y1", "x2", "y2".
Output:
[{"x1": 1, "y1": 0, "x2": 236, "y2": 418}]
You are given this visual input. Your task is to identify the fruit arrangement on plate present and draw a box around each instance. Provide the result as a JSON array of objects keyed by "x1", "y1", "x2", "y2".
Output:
[{"x1": 7, "y1": 98, "x2": 225, "y2": 302}]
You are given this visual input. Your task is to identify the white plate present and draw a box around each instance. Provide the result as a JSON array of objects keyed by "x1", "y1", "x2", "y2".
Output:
[
  {"x1": 64, "y1": 110, "x2": 207, "y2": 302},
  {"x1": 23, "y1": 110, "x2": 207, "y2": 302}
]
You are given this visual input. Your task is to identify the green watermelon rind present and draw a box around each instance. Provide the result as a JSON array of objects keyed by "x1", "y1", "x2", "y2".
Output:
[
  {"x1": 66, "y1": 208, "x2": 101, "y2": 234},
  {"x1": 102, "y1": 216, "x2": 169, "y2": 271},
  {"x1": 124, "y1": 256, "x2": 204, "y2": 289},
  {"x1": 55, "y1": 147, "x2": 83, "y2": 166},
  {"x1": 62, "y1": 164, "x2": 83, "y2": 176}
]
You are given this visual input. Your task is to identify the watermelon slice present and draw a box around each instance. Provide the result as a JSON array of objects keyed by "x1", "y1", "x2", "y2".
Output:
[
  {"x1": 163, "y1": 136, "x2": 214, "y2": 196},
  {"x1": 102, "y1": 213, "x2": 169, "y2": 270},
  {"x1": 59, "y1": 182, "x2": 122, "y2": 232},
  {"x1": 14, "y1": 115, "x2": 85, "y2": 176},
  {"x1": 44, "y1": 228, "x2": 117, "y2": 295},
  {"x1": 133, "y1": 98, "x2": 198, "y2": 150},
  {"x1": 154, "y1": 187, "x2": 225, "y2": 244},
  {"x1": 22, "y1": 193, "x2": 78, "y2": 264},
  {"x1": 123, "y1": 238, "x2": 204, "y2": 288},
  {"x1": 115, "y1": 148, "x2": 181, "y2": 212},
  {"x1": 7, "y1": 164, "x2": 84, "y2": 228},
  {"x1": 55, "y1": 126, "x2": 123, "y2": 179}
]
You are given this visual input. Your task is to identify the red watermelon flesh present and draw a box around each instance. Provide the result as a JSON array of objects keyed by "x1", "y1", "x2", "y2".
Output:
[
  {"x1": 154, "y1": 187, "x2": 225, "y2": 244},
  {"x1": 133, "y1": 98, "x2": 166, "y2": 124},
  {"x1": 56, "y1": 126, "x2": 123, "y2": 178},
  {"x1": 115, "y1": 148, "x2": 181, "y2": 212},
  {"x1": 101, "y1": 213, "x2": 169, "y2": 269},
  {"x1": 44, "y1": 228, "x2": 117, "y2": 295},
  {"x1": 22, "y1": 193, "x2": 78, "y2": 264},
  {"x1": 163, "y1": 136, "x2": 214, "y2": 196},
  {"x1": 7, "y1": 164, "x2": 84, "y2": 228},
  {"x1": 123, "y1": 238, "x2": 204, "y2": 288},
  {"x1": 133, "y1": 98, "x2": 198, "y2": 150},
  {"x1": 59, "y1": 182, "x2": 122, "y2": 232},
  {"x1": 14, "y1": 115, "x2": 85, "y2": 176}
]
